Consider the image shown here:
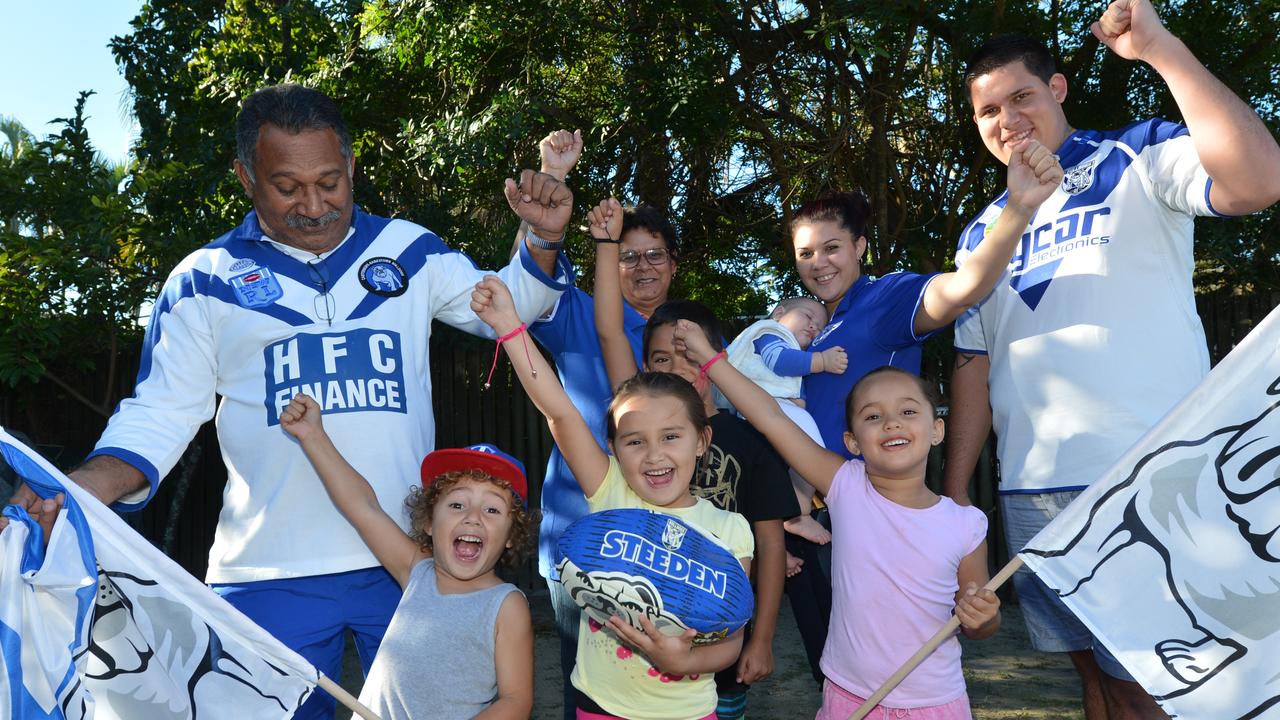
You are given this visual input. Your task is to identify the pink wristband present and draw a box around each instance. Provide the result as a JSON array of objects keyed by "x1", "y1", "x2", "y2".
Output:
[
  {"x1": 484, "y1": 323, "x2": 536, "y2": 389},
  {"x1": 699, "y1": 350, "x2": 727, "y2": 377},
  {"x1": 497, "y1": 323, "x2": 528, "y2": 344}
]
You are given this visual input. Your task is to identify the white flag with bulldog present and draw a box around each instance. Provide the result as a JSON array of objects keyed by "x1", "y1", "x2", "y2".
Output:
[
  {"x1": 1020, "y1": 304, "x2": 1280, "y2": 720},
  {"x1": 0, "y1": 427, "x2": 318, "y2": 719}
]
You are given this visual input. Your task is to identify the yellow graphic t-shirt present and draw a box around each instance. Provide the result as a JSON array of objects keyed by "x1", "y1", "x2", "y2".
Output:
[{"x1": 569, "y1": 457, "x2": 754, "y2": 720}]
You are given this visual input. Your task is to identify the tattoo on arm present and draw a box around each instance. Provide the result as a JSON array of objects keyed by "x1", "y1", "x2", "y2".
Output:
[{"x1": 955, "y1": 352, "x2": 979, "y2": 370}]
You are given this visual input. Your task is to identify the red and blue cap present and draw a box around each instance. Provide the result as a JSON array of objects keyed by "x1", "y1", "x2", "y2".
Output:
[{"x1": 420, "y1": 443, "x2": 528, "y2": 506}]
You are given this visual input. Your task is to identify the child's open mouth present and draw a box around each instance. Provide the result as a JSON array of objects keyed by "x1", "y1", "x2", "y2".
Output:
[
  {"x1": 644, "y1": 467, "x2": 675, "y2": 488},
  {"x1": 454, "y1": 534, "x2": 484, "y2": 562}
]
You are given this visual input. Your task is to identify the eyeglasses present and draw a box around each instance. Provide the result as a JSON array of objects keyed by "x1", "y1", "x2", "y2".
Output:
[
  {"x1": 307, "y1": 260, "x2": 335, "y2": 326},
  {"x1": 618, "y1": 248, "x2": 671, "y2": 269}
]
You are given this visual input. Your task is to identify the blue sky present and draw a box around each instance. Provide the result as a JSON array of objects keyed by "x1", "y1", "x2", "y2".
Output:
[{"x1": 2, "y1": 1, "x2": 143, "y2": 163}]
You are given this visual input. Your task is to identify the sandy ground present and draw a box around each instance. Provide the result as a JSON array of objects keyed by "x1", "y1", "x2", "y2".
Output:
[{"x1": 339, "y1": 585, "x2": 1085, "y2": 719}]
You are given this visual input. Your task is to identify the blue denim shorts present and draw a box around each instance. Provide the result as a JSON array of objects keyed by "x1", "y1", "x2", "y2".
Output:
[{"x1": 1001, "y1": 490, "x2": 1134, "y2": 681}]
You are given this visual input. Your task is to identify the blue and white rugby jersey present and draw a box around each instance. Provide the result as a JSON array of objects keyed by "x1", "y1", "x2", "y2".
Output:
[
  {"x1": 92, "y1": 208, "x2": 569, "y2": 583},
  {"x1": 954, "y1": 119, "x2": 1224, "y2": 494}
]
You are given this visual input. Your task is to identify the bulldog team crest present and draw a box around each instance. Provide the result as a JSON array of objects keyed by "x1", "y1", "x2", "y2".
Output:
[
  {"x1": 359, "y1": 257, "x2": 409, "y2": 297},
  {"x1": 230, "y1": 266, "x2": 283, "y2": 308},
  {"x1": 662, "y1": 519, "x2": 687, "y2": 551},
  {"x1": 1061, "y1": 159, "x2": 1095, "y2": 195}
]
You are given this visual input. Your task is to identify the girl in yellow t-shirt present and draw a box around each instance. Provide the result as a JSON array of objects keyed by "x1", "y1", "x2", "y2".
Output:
[{"x1": 472, "y1": 276, "x2": 752, "y2": 720}]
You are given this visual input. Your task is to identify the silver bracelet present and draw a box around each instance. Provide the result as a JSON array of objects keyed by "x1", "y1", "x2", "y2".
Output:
[{"x1": 526, "y1": 229, "x2": 565, "y2": 250}]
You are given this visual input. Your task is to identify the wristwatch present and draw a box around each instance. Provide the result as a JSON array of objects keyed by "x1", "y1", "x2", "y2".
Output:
[{"x1": 526, "y1": 229, "x2": 565, "y2": 250}]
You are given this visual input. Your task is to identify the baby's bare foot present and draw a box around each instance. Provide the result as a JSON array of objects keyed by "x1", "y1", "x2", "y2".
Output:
[{"x1": 785, "y1": 515, "x2": 831, "y2": 545}]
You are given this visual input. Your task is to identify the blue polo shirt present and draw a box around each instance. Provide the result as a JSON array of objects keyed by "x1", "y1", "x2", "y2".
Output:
[
  {"x1": 530, "y1": 286, "x2": 647, "y2": 579},
  {"x1": 803, "y1": 272, "x2": 938, "y2": 457}
]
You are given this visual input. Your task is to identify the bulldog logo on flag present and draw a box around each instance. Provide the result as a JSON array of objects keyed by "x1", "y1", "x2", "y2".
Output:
[{"x1": 1021, "y1": 306, "x2": 1280, "y2": 720}]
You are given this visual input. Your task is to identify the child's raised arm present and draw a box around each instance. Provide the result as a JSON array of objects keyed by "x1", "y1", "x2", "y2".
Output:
[
  {"x1": 673, "y1": 320, "x2": 844, "y2": 495},
  {"x1": 590, "y1": 198, "x2": 640, "y2": 391},
  {"x1": 280, "y1": 395, "x2": 424, "y2": 587},
  {"x1": 914, "y1": 139, "x2": 1063, "y2": 335},
  {"x1": 539, "y1": 128, "x2": 583, "y2": 181},
  {"x1": 471, "y1": 276, "x2": 610, "y2": 496}
]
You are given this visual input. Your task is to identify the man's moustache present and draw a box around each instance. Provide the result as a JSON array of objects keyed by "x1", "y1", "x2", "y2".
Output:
[{"x1": 285, "y1": 209, "x2": 342, "y2": 229}]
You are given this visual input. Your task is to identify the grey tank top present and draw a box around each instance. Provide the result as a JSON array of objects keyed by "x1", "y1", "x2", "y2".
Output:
[{"x1": 358, "y1": 558, "x2": 521, "y2": 720}]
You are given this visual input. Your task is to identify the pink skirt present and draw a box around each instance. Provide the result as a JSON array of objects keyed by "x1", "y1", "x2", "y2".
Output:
[{"x1": 816, "y1": 679, "x2": 972, "y2": 720}]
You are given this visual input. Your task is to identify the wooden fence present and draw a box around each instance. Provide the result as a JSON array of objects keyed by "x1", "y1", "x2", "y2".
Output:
[{"x1": 1, "y1": 290, "x2": 1276, "y2": 586}]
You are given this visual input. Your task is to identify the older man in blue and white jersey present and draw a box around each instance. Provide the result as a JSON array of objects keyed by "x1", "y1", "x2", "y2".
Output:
[
  {"x1": 943, "y1": 2, "x2": 1280, "y2": 719},
  {"x1": 5, "y1": 83, "x2": 573, "y2": 719}
]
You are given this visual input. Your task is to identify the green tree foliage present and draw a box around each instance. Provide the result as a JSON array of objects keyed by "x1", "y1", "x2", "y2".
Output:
[
  {"x1": 7, "y1": 0, "x2": 1278, "y2": 403},
  {"x1": 109, "y1": 0, "x2": 1280, "y2": 312},
  {"x1": 0, "y1": 94, "x2": 156, "y2": 414}
]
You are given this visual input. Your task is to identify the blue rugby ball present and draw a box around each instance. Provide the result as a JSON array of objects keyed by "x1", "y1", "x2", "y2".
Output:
[{"x1": 557, "y1": 508, "x2": 754, "y2": 645}]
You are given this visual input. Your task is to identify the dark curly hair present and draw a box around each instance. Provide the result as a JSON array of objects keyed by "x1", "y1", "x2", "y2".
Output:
[
  {"x1": 404, "y1": 470, "x2": 539, "y2": 569},
  {"x1": 622, "y1": 204, "x2": 680, "y2": 256}
]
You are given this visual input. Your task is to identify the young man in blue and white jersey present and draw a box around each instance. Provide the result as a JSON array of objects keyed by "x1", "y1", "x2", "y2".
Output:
[
  {"x1": 943, "y1": 2, "x2": 1280, "y2": 718},
  {"x1": 4, "y1": 84, "x2": 574, "y2": 720}
]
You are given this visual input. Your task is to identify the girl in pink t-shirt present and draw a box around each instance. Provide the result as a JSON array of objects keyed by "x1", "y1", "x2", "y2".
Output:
[{"x1": 676, "y1": 321, "x2": 1001, "y2": 719}]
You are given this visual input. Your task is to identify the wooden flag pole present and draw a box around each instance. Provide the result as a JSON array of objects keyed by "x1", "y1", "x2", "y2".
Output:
[
  {"x1": 848, "y1": 556, "x2": 1025, "y2": 720},
  {"x1": 317, "y1": 673, "x2": 382, "y2": 720}
]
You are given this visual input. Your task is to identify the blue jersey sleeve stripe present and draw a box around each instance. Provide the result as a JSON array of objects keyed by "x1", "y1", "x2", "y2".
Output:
[
  {"x1": 957, "y1": 193, "x2": 1009, "y2": 253},
  {"x1": 957, "y1": 219, "x2": 986, "y2": 254},
  {"x1": 754, "y1": 334, "x2": 811, "y2": 376},
  {"x1": 138, "y1": 270, "x2": 313, "y2": 385},
  {"x1": 518, "y1": 240, "x2": 573, "y2": 290},
  {"x1": 952, "y1": 346, "x2": 988, "y2": 355},
  {"x1": 1103, "y1": 118, "x2": 1188, "y2": 153},
  {"x1": 135, "y1": 271, "x2": 208, "y2": 385},
  {"x1": 85, "y1": 447, "x2": 161, "y2": 506},
  {"x1": 908, "y1": 274, "x2": 941, "y2": 342},
  {"x1": 1204, "y1": 177, "x2": 1230, "y2": 218}
]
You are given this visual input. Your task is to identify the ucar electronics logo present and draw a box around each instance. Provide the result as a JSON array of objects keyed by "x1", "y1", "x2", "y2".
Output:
[
  {"x1": 263, "y1": 329, "x2": 408, "y2": 425},
  {"x1": 1008, "y1": 206, "x2": 1112, "y2": 310}
]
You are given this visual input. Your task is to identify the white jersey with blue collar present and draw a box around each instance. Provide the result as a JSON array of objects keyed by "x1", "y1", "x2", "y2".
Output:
[
  {"x1": 954, "y1": 118, "x2": 1223, "y2": 494},
  {"x1": 93, "y1": 208, "x2": 569, "y2": 582}
]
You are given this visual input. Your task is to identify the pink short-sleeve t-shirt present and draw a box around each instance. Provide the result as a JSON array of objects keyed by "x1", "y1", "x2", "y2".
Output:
[{"x1": 820, "y1": 460, "x2": 988, "y2": 707}]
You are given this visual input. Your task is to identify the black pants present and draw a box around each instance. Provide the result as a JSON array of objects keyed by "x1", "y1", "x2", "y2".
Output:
[{"x1": 784, "y1": 507, "x2": 833, "y2": 686}]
